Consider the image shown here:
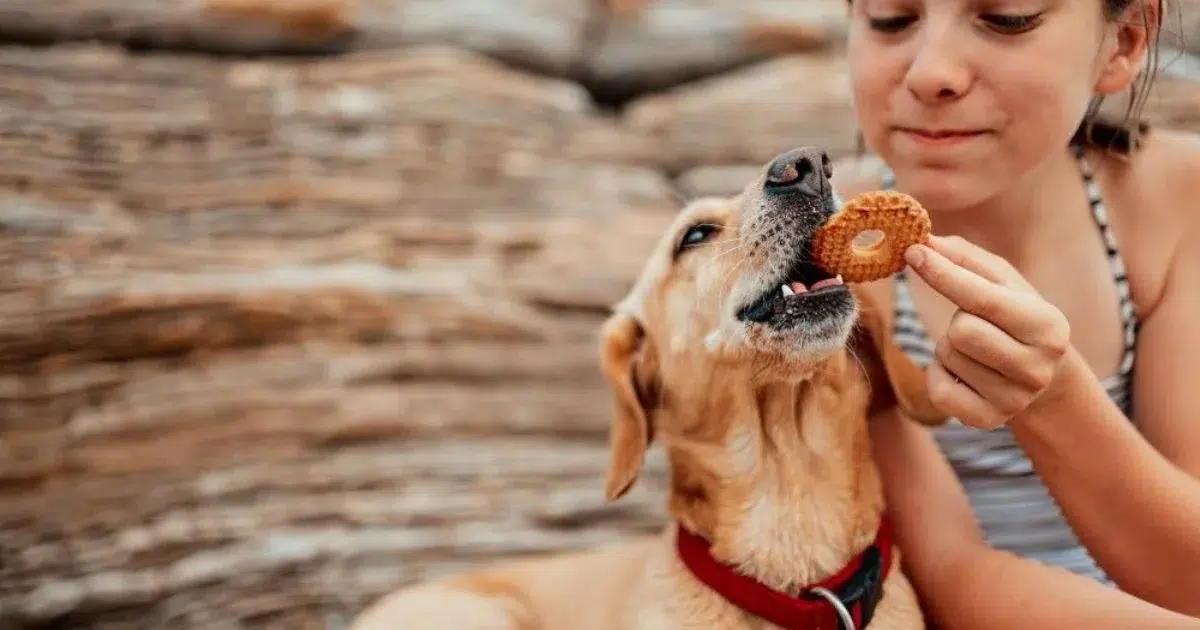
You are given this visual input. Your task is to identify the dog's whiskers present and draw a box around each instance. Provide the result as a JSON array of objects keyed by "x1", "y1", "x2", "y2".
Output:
[
  {"x1": 845, "y1": 323, "x2": 874, "y2": 391},
  {"x1": 705, "y1": 237, "x2": 744, "y2": 252},
  {"x1": 706, "y1": 236, "x2": 743, "y2": 251},
  {"x1": 712, "y1": 243, "x2": 747, "y2": 264},
  {"x1": 845, "y1": 343, "x2": 870, "y2": 390},
  {"x1": 716, "y1": 258, "x2": 750, "y2": 317}
]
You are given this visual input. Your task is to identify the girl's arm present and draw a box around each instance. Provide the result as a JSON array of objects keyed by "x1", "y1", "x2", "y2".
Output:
[
  {"x1": 904, "y1": 220, "x2": 1200, "y2": 614},
  {"x1": 869, "y1": 408, "x2": 1200, "y2": 629},
  {"x1": 1007, "y1": 210, "x2": 1200, "y2": 612}
]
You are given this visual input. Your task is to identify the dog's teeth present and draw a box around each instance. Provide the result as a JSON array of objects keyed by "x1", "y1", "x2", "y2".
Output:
[
  {"x1": 834, "y1": 274, "x2": 844, "y2": 285},
  {"x1": 781, "y1": 284, "x2": 795, "y2": 297}
]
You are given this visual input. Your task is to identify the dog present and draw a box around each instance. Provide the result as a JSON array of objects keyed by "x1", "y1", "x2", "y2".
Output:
[{"x1": 350, "y1": 146, "x2": 946, "y2": 630}]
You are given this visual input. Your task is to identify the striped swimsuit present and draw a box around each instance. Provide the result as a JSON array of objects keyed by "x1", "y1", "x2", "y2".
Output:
[{"x1": 884, "y1": 145, "x2": 1141, "y2": 583}]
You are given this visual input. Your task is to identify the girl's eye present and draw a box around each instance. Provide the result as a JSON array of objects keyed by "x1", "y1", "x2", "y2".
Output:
[
  {"x1": 980, "y1": 13, "x2": 1043, "y2": 34},
  {"x1": 678, "y1": 224, "x2": 718, "y2": 253},
  {"x1": 867, "y1": 15, "x2": 917, "y2": 33}
]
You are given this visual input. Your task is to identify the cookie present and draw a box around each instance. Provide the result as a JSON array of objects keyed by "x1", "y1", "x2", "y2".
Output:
[{"x1": 811, "y1": 191, "x2": 931, "y2": 283}]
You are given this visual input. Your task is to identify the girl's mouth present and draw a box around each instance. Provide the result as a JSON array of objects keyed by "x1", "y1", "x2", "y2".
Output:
[{"x1": 898, "y1": 127, "x2": 989, "y2": 146}]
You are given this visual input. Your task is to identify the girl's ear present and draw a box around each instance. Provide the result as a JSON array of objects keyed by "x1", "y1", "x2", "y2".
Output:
[{"x1": 1094, "y1": 0, "x2": 1159, "y2": 96}]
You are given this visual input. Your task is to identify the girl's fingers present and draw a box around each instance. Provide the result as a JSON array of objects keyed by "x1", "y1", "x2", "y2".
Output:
[
  {"x1": 907, "y1": 243, "x2": 1068, "y2": 347},
  {"x1": 934, "y1": 342, "x2": 1030, "y2": 418},
  {"x1": 944, "y1": 310, "x2": 1053, "y2": 392},
  {"x1": 926, "y1": 235, "x2": 1029, "y2": 290},
  {"x1": 925, "y1": 360, "x2": 1008, "y2": 430}
]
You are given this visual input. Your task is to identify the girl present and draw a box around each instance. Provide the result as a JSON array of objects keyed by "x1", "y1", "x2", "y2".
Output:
[{"x1": 831, "y1": 0, "x2": 1200, "y2": 625}]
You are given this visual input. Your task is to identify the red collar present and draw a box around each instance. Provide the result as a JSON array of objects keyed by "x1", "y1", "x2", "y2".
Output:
[{"x1": 675, "y1": 515, "x2": 895, "y2": 630}]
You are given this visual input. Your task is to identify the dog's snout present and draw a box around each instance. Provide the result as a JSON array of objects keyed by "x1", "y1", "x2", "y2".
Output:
[{"x1": 764, "y1": 147, "x2": 832, "y2": 198}]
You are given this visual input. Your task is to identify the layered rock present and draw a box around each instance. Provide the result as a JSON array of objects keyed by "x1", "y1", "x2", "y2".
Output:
[
  {"x1": 0, "y1": 0, "x2": 849, "y2": 94},
  {"x1": 0, "y1": 43, "x2": 678, "y2": 628}
]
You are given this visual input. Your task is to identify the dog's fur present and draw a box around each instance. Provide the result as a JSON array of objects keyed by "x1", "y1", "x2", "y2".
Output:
[{"x1": 351, "y1": 147, "x2": 946, "y2": 630}]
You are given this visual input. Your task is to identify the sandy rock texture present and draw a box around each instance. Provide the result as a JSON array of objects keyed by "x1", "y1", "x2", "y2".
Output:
[{"x1": 0, "y1": 42, "x2": 679, "y2": 629}]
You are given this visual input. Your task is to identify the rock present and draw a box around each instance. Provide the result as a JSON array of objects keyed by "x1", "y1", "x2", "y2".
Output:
[
  {"x1": 1094, "y1": 71, "x2": 1200, "y2": 134},
  {"x1": 0, "y1": 42, "x2": 666, "y2": 220},
  {"x1": 0, "y1": 43, "x2": 679, "y2": 627},
  {"x1": 0, "y1": 0, "x2": 846, "y2": 87},
  {"x1": 1160, "y1": 44, "x2": 1200, "y2": 81},
  {"x1": 1137, "y1": 73, "x2": 1200, "y2": 132},
  {"x1": 675, "y1": 164, "x2": 762, "y2": 199},
  {"x1": 0, "y1": 0, "x2": 594, "y2": 73},
  {"x1": 583, "y1": 0, "x2": 849, "y2": 101},
  {"x1": 622, "y1": 52, "x2": 859, "y2": 173},
  {"x1": 358, "y1": 0, "x2": 594, "y2": 77},
  {"x1": 1174, "y1": 0, "x2": 1200, "y2": 56},
  {"x1": 0, "y1": 434, "x2": 673, "y2": 626},
  {"x1": 0, "y1": 0, "x2": 361, "y2": 53}
]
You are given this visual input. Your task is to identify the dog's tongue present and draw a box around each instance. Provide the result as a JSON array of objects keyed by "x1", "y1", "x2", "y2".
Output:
[
  {"x1": 810, "y1": 275, "x2": 844, "y2": 291},
  {"x1": 783, "y1": 275, "x2": 843, "y2": 296}
]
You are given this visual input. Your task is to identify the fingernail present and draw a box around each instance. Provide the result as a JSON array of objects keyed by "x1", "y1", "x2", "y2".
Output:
[{"x1": 904, "y1": 245, "x2": 925, "y2": 269}]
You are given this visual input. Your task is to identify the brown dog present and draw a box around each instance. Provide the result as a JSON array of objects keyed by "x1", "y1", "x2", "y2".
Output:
[{"x1": 351, "y1": 146, "x2": 945, "y2": 630}]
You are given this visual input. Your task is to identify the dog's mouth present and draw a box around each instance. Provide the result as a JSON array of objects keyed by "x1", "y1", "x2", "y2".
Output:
[{"x1": 736, "y1": 258, "x2": 846, "y2": 324}]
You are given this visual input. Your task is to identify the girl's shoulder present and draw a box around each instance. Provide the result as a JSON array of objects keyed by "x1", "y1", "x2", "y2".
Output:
[
  {"x1": 1090, "y1": 127, "x2": 1200, "y2": 223},
  {"x1": 1087, "y1": 128, "x2": 1200, "y2": 318}
]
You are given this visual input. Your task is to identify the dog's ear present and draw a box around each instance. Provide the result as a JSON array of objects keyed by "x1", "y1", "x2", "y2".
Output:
[
  {"x1": 599, "y1": 310, "x2": 659, "y2": 501},
  {"x1": 851, "y1": 284, "x2": 947, "y2": 426}
]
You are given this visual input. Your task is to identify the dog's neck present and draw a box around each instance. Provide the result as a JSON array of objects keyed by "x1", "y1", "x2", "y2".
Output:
[{"x1": 666, "y1": 350, "x2": 885, "y2": 595}]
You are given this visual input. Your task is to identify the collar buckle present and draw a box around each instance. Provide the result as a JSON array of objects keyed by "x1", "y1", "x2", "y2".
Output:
[{"x1": 804, "y1": 587, "x2": 856, "y2": 630}]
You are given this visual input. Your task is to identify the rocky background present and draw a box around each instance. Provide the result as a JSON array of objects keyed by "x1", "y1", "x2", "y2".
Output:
[{"x1": 0, "y1": 1, "x2": 1196, "y2": 628}]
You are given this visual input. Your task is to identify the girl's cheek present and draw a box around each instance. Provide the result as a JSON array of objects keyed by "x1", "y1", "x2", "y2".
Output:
[{"x1": 849, "y1": 57, "x2": 892, "y2": 115}]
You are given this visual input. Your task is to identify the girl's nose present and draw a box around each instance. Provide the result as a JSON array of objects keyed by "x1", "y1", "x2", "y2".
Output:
[{"x1": 903, "y1": 23, "x2": 973, "y2": 104}]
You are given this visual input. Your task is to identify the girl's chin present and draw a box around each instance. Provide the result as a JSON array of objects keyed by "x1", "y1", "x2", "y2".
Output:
[{"x1": 888, "y1": 168, "x2": 1000, "y2": 213}]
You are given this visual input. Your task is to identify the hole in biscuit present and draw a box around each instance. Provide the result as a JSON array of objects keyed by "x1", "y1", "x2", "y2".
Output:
[{"x1": 852, "y1": 229, "x2": 885, "y2": 253}]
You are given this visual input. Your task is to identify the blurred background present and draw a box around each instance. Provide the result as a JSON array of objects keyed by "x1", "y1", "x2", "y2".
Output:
[{"x1": 0, "y1": 0, "x2": 1196, "y2": 628}]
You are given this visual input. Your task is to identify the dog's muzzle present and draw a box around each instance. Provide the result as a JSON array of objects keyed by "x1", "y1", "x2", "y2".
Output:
[{"x1": 736, "y1": 146, "x2": 848, "y2": 327}]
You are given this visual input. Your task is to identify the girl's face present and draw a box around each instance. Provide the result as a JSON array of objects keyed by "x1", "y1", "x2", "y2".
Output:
[{"x1": 846, "y1": 0, "x2": 1145, "y2": 211}]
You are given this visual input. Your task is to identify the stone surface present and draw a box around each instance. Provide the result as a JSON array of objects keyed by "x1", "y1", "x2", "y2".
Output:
[
  {"x1": 1136, "y1": 73, "x2": 1200, "y2": 131},
  {"x1": 1094, "y1": 71, "x2": 1200, "y2": 134},
  {"x1": 359, "y1": 0, "x2": 593, "y2": 77},
  {"x1": 0, "y1": 0, "x2": 594, "y2": 72},
  {"x1": 0, "y1": 0, "x2": 363, "y2": 52},
  {"x1": 582, "y1": 0, "x2": 848, "y2": 100},
  {"x1": 1175, "y1": 0, "x2": 1200, "y2": 56},
  {"x1": 622, "y1": 52, "x2": 860, "y2": 173},
  {"x1": 0, "y1": 0, "x2": 850, "y2": 91},
  {"x1": 0, "y1": 43, "x2": 678, "y2": 628}
]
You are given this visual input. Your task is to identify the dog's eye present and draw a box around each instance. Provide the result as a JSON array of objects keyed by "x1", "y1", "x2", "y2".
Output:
[{"x1": 678, "y1": 224, "x2": 718, "y2": 253}]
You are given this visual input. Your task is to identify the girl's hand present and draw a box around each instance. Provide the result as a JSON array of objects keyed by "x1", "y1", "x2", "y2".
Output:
[{"x1": 903, "y1": 235, "x2": 1074, "y2": 430}]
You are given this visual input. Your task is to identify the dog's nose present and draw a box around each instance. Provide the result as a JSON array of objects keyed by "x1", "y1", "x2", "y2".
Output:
[{"x1": 764, "y1": 147, "x2": 833, "y2": 198}]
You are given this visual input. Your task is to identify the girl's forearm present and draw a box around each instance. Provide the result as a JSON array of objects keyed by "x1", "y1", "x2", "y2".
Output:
[
  {"x1": 1010, "y1": 349, "x2": 1200, "y2": 613},
  {"x1": 924, "y1": 545, "x2": 1200, "y2": 630},
  {"x1": 871, "y1": 403, "x2": 1200, "y2": 627}
]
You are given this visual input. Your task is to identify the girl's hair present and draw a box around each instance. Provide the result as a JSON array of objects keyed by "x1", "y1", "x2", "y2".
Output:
[{"x1": 850, "y1": 0, "x2": 1165, "y2": 158}]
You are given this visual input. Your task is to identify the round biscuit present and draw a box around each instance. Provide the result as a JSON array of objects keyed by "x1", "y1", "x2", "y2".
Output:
[{"x1": 810, "y1": 191, "x2": 931, "y2": 283}]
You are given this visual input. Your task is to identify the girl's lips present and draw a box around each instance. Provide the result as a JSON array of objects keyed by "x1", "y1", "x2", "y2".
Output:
[{"x1": 898, "y1": 127, "x2": 988, "y2": 146}]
